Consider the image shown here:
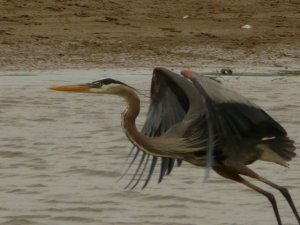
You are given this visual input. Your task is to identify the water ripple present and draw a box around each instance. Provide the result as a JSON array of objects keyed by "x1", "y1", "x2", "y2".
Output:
[{"x1": 0, "y1": 70, "x2": 299, "y2": 225}]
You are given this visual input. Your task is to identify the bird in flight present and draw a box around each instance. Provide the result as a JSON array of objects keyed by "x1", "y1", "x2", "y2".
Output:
[{"x1": 49, "y1": 67, "x2": 299, "y2": 225}]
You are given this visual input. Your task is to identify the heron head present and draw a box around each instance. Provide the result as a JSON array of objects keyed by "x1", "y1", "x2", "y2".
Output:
[{"x1": 49, "y1": 78, "x2": 136, "y2": 95}]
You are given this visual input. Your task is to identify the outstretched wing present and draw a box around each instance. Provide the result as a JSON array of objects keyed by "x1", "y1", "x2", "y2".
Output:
[
  {"x1": 182, "y1": 70, "x2": 287, "y2": 166},
  {"x1": 121, "y1": 68, "x2": 199, "y2": 189},
  {"x1": 187, "y1": 71, "x2": 287, "y2": 138}
]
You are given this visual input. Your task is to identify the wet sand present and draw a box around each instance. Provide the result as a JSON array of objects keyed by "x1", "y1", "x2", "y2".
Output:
[
  {"x1": 0, "y1": 69, "x2": 299, "y2": 225},
  {"x1": 1, "y1": 1, "x2": 300, "y2": 71}
]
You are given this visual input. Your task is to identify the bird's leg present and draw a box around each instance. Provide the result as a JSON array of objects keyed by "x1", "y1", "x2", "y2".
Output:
[
  {"x1": 258, "y1": 177, "x2": 300, "y2": 225},
  {"x1": 226, "y1": 164, "x2": 300, "y2": 225},
  {"x1": 213, "y1": 166, "x2": 283, "y2": 225}
]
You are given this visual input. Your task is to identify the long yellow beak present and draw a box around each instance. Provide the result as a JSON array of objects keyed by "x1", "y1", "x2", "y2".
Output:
[{"x1": 48, "y1": 84, "x2": 90, "y2": 93}]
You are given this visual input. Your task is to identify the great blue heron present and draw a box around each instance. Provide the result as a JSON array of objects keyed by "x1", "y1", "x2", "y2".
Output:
[{"x1": 49, "y1": 67, "x2": 299, "y2": 225}]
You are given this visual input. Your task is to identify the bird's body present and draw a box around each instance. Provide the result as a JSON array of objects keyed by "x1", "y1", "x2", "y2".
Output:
[{"x1": 50, "y1": 67, "x2": 299, "y2": 225}]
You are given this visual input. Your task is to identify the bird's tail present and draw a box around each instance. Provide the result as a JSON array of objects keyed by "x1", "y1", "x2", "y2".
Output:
[{"x1": 260, "y1": 137, "x2": 296, "y2": 164}]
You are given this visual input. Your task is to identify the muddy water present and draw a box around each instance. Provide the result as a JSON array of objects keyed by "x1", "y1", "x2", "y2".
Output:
[{"x1": 0, "y1": 69, "x2": 299, "y2": 225}]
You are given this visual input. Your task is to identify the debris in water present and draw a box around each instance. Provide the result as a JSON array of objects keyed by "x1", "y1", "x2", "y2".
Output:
[
  {"x1": 220, "y1": 68, "x2": 233, "y2": 75},
  {"x1": 183, "y1": 15, "x2": 189, "y2": 20}
]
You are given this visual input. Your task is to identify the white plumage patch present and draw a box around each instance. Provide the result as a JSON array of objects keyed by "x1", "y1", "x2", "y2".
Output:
[{"x1": 257, "y1": 143, "x2": 289, "y2": 167}]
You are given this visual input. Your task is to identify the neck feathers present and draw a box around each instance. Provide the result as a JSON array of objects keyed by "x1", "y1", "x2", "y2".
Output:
[
  {"x1": 119, "y1": 86, "x2": 140, "y2": 126},
  {"x1": 119, "y1": 85, "x2": 186, "y2": 159}
]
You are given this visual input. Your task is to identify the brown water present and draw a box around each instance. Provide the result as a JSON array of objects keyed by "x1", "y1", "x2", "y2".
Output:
[{"x1": 0, "y1": 69, "x2": 299, "y2": 225}]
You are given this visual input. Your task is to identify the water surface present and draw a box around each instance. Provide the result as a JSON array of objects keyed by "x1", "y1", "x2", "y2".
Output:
[{"x1": 0, "y1": 69, "x2": 299, "y2": 225}]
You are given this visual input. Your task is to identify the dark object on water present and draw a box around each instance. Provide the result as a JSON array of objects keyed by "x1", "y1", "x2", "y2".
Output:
[
  {"x1": 49, "y1": 67, "x2": 299, "y2": 225},
  {"x1": 221, "y1": 68, "x2": 233, "y2": 75}
]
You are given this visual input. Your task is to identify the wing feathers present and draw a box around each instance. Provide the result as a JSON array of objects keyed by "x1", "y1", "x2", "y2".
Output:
[
  {"x1": 185, "y1": 70, "x2": 290, "y2": 162},
  {"x1": 189, "y1": 71, "x2": 287, "y2": 139},
  {"x1": 121, "y1": 72, "x2": 188, "y2": 188},
  {"x1": 124, "y1": 152, "x2": 146, "y2": 189},
  {"x1": 159, "y1": 158, "x2": 169, "y2": 183},
  {"x1": 142, "y1": 156, "x2": 158, "y2": 189}
]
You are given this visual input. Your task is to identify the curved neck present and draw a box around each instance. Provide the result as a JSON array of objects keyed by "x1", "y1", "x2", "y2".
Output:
[
  {"x1": 120, "y1": 88, "x2": 140, "y2": 130},
  {"x1": 118, "y1": 86, "x2": 184, "y2": 159},
  {"x1": 119, "y1": 87, "x2": 156, "y2": 154}
]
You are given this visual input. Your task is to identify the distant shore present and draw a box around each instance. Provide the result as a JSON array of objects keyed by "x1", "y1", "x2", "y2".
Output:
[{"x1": 1, "y1": 0, "x2": 299, "y2": 71}]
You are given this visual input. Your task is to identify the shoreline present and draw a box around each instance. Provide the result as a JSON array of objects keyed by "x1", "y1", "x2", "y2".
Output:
[
  {"x1": 1, "y1": 48, "x2": 299, "y2": 72},
  {"x1": 1, "y1": 66, "x2": 300, "y2": 77}
]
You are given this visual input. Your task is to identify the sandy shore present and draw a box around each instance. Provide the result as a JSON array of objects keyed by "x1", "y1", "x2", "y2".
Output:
[{"x1": 1, "y1": 0, "x2": 300, "y2": 71}]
